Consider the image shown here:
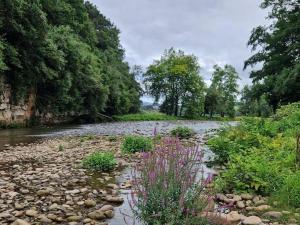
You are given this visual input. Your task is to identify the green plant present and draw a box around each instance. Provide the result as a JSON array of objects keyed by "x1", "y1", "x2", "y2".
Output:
[
  {"x1": 130, "y1": 137, "x2": 212, "y2": 225},
  {"x1": 58, "y1": 144, "x2": 64, "y2": 152},
  {"x1": 121, "y1": 136, "x2": 153, "y2": 154},
  {"x1": 82, "y1": 152, "x2": 117, "y2": 172},
  {"x1": 274, "y1": 171, "x2": 300, "y2": 208},
  {"x1": 170, "y1": 126, "x2": 195, "y2": 139}
]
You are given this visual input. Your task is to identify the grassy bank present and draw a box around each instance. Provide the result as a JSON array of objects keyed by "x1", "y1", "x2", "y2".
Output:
[{"x1": 207, "y1": 102, "x2": 300, "y2": 209}]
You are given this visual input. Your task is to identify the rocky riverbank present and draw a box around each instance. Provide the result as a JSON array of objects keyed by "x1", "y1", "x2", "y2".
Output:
[{"x1": 0, "y1": 136, "x2": 133, "y2": 225}]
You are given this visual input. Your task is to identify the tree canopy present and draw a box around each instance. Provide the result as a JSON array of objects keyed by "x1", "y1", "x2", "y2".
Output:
[
  {"x1": 0, "y1": 0, "x2": 141, "y2": 119},
  {"x1": 244, "y1": 0, "x2": 300, "y2": 109},
  {"x1": 144, "y1": 48, "x2": 205, "y2": 118}
]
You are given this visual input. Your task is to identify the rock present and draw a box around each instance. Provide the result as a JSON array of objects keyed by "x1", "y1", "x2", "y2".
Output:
[
  {"x1": 14, "y1": 203, "x2": 25, "y2": 210},
  {"x1": 242, "y1": 216, "x2": 262, "y2": 225},
  {"x1": 99, "y1": 205, "x2": 114, "y2": 212},
  {"x1": 241, "y1": 193, "x2": 254, "y2": 200},
  {"x1": 106, "y1": 184, "x2": 119, "y2": 189},
  {"x1": 227, "y1": 211, "x2": 242, "y2": 222},
  {"x1": 105, "y1": 196, "x2": 124, "y2": 203},
  {"x1": 67, "y1": 215, "x2": 82, "y2": 222},
  {"x1": 263, "y1": 211, "x2": 283, "y2": 219},
  {"x1": 254, "y1": 205, "x2": 271, "y2": 212},
  {"x1": 233, "y1": 195, "x2": 242, "y2": 202},
  {"x1": 25, "y1": 210, "x2": 38, "y2": 217},
  {"x1": 88, "y1": 210, "x2": 106, "y2": 220},
  {"x1": 104, "y1": 210, "x2": 114, "y2": 218},
  {"x1": 237, "y1": 201, "x2": 246, "y2": 209},
  {"x1": 11, "y1": 219, "x2": 30, "y2": 225},
  {"x1": 253, "y1": 196, "x2": 260, "y2": 204},
  {"x1": 84, "y1": 199, "x2": 96, "y2": 207}
]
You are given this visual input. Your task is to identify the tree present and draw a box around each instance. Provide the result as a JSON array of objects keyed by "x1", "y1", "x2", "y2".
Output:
[
  {"x1": 0, "y1": 0, "x2": 141, "y2": 121},
  {"x1": 205, "y1": 65, "x2": 239, "y2": 117},
  {"x1": 244, "y1": 0, "x2": 300, "y2": 109},
  {"x1": 144, "y1": 48, "x2": 205, "y2": 118}
]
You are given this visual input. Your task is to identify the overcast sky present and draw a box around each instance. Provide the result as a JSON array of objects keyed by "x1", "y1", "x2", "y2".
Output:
[{"x1": 90, "y1": 0, "x2": 268, "y2": 87}]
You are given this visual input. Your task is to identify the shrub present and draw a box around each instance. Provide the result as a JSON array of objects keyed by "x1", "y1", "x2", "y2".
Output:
[
  {"x1": 82, "y1": 151, "x2": 117, "y2": 172},
  {"x1": 170, "y1": 126, "x2": 195, "y2": 139},
  {"x1": 274, "y1": 171, "x2": 300, "y2": 208},
  {"x1": 58, "y1": 144, "x2": 64, "y2": 151},
  {"x1": 130, "y1": 137, "x2": 212, "y2": 225},
  {"x1": 121, "y1": 136, "x2": 153, "y2": 154}
]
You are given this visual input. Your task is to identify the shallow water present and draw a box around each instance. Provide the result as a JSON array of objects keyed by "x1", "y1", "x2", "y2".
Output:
[{"x1": 0, "y1": 120, "x2": 234, "y2": 150}]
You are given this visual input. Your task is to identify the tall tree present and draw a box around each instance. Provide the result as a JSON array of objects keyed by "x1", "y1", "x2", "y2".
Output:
[
  {"x1": 144, "y1": 48, "x2": 205, "y2": 118},
  {"x1": 244, "y1": 0, "x2": 300, "y2": 109},
  {"x1": 206, "y1": 65, "x2": 239, "y2": 117}
]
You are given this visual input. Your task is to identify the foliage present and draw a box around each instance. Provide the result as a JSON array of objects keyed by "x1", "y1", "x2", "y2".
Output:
[
  {"x1": 170, "y1": 126, "x2": 195, "y2": 139},
  {"x1": 0, "y1": 0, "x2": 141, "y2": 119},
  {"x1": 238, "y1": 85, "x2": 273, "y2": 117},
  {"x1": 205, "y1": 65, "x2": 239, "y2": 118},
  {"x1": 82, "y1": 151, "x2": 117, "y2": 171},
  {"x1": 274, "y1": 171, "x2": 300, "y2": 208},
  {"x1": 58, "y1": 144, "x2": 64, "y2": 152},
  {"x1": 244, "y1": 0, "x2": 300, "y2": 109},
  {"x1": 121, "y1": 136, "x2": 153, "y2": 154},
  {"x1": 144, "y1": 48, "x2": 206, "y2": 118},
  {"x1": 208, "y1": 103, "x2": 300, "y2": 196},
  {"x1": 130, "y1": 137, "x2": 212, "y2": 225},
  {"x1": 114, "y1": 111, "x2": 177, "y2": 121}
]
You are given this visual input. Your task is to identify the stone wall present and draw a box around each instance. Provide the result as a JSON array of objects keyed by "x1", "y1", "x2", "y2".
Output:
[{"x1": 0, "y1": 82, "x2": 36, "y2": 127}]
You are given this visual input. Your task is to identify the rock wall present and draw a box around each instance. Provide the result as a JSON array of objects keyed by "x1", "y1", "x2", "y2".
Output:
[{"x1": 0, "y1": 83, "x2": 36, "y2": 127}]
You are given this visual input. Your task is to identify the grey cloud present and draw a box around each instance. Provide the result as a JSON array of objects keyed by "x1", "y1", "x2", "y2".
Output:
[{"x1": 91, "y1": 0, "x2": 268, "y2": 87}]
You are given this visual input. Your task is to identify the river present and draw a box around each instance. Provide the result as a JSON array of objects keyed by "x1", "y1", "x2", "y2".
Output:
[{"x1": 0, "y1": 120, "x2": 233, "y2": 225}]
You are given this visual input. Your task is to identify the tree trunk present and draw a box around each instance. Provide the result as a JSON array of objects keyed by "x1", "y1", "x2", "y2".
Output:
[{"x1": 297, "y1": 134, "x2": 300, "y2": 167}]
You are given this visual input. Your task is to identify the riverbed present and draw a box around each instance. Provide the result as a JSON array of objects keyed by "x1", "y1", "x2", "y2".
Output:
[{"x1": 0, "y1": 121, "x2": 232, "y2": 225}]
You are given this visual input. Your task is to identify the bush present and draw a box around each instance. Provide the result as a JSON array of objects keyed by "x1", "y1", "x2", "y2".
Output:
[
  {"x1": 130, "y1": 137, "x2": 212, "y2": 225},
  {"x1": 170, "y1": 126, "x2": 195, "y2": 139},
  {"x1": 121, "y1": 136, "x2": 153, "y2": 154},
  {"x1": 208, "y1": 102, "x2": 300, "y2": 196},
  {"x1": 82, "y1": 152, "x2": 117, "y2": 172},
  {"x1": 274, "y1": 171, "x2": 300, "y2": 208}
]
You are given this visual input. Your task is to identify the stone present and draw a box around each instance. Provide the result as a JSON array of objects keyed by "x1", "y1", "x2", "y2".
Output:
[
  {"x1": 242, "y1": 216, "x2": 262, "y2": 225},
  {"x1": 227, "y1": 211, "x2": 242, "y2": 222},
  {"x1": 254, "y1": 205, "x2": 271, "y2": 212},
  {"x1": 25, "y1": 210, "x2": 38, "y2": 217},
  {"x1": 84, "y1": 199, "x2": 96, "y2": 207},
  {"x1": 14, "y1": 203, "x2": 25, "y2": 210},
  {"x1": 99, "y1": 205, "x2": 114, "y2": 212},
  {"x1": 237, "y1": 201, "x2": 246, "y2": 209},
  {"x1": 88, "y1": 210, "x2": 106, "y2": 220},
  {"x1": 67, "y1": 215, "x2": 82, "y2": 222},
  {"x1": 105, "y1": 196, "x2": 124, "y2": 203},
  {"x1": 11, "y1": 219, "x2": 30, "y2": 225},
  {"x1": 241, "y1": 193, "x2": 254, "y2": 200},
  {"x1": 263, "y1": 211, "x2": 283, "y2": 219},
  {"x1": 104, "y1": 210, "x2": 114, "y2": 218}
]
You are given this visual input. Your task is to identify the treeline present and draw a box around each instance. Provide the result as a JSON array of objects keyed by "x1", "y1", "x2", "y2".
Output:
[
  {"x1": 144, "y1": 48, "x2": 240, "y2": 119},
  {"x1": 0, "y1": 0, "x2": 141, "y2": 119}
]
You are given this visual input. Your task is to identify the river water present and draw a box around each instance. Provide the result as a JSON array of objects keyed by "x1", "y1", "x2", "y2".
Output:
[{"x1": 0, "y1": 120, "x2": 234, "y2": 224}]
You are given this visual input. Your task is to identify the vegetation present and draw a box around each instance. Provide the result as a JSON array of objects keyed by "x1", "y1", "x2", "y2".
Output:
[
  {"x1": 0, "y1": 0, "x2": 141, "y2": 120},
  {"x1": 130, "y1": 137, "x2": 212, "y2": 225},
  {"x1": 144, "y1": 48, "x2": 206, "y2": 118},
  {"x1": 170, "y1": 126, "x2": 195, "y2": 139},
  {"x1": 114, "y1": 111, "x2": 177, "y2": 121},
  {"x1": 205, "y1": 65, "x2": 239, "y2": 118},
  {"x1": 244, "y1": 0, "x2": 300, "y2": 110},
  {"x1": 82, "y1": 151, "x2": 117, "y2": 171},
  {"x1": 208, "y1": 102, "x2": 300, "y2": 208},
  {"x1": 121, "y1": 136, "x2": 153, "y2": 154}
]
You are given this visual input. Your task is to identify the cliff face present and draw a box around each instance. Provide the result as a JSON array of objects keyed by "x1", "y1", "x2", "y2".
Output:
[{"x1": 0, "y1": 83, "x2": 36, "y2": 127}]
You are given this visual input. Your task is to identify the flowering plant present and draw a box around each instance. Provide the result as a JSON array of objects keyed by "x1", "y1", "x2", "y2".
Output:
[{"x1": 130, "y1": 137, "x2": 213, "y2": 225}]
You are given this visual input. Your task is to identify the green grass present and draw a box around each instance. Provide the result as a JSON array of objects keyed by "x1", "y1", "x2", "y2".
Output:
[
  {"x1": 113, "y1": 111, "x2": 178, "y2": 121},
  {"x1": 122, "y1": 135, "x2": 153, "y2": 154},
  {"x1": 82, "y1": 151, "x2": 117, "y2": 172}
]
